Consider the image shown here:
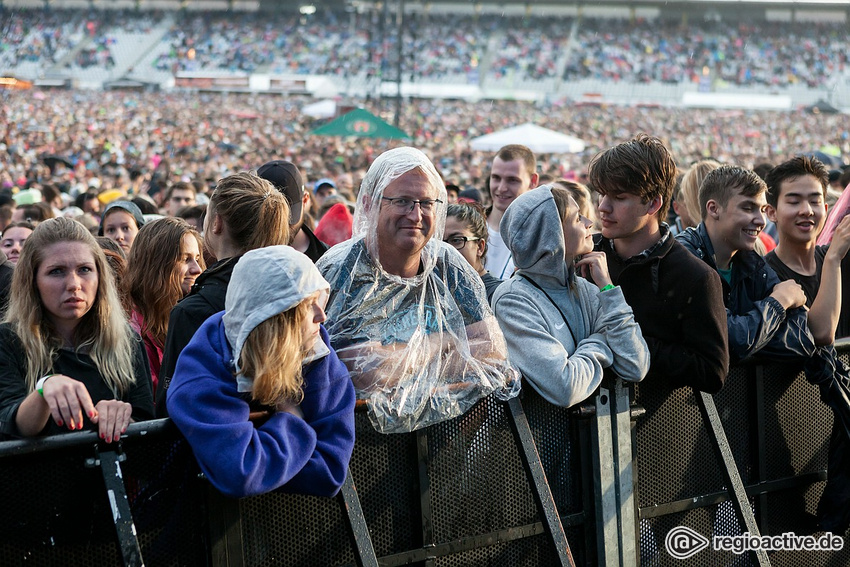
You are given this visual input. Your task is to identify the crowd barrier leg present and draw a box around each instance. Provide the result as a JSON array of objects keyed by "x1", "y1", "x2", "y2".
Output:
[
  {"x1": 91, "y1": 445, "x2": 144, "y2": 567},
  {"x1": 611, "y1": 378, "x2": 638, "y2": 567},
  {"x1": 591, "y1": 378, "x2": 639, "y2": 567},
  {"x1": 505, "y1": 396, "x2": 576, "y2": 567},
  {"x1": 338, "y1": 468, "x2": 380, "y2": 567},
  {"x1": 591, "y1": 381, "x2": 619, "y2": 565},
  {"x1": 415, "y1": 428, "x2": 436, "y2": 567},
  {"x1": 695, "y1": 390, "x2": 770, "y2": 566},
  {"x1": 208, "y1": 486, "x2": 245, "y2": 567}
]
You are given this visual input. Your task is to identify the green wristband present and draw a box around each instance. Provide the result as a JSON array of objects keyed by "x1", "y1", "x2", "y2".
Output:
[
  {"x1": 36, "y1": 375, "x2": 54, "y2": 397},
  {"x1": 600, "y1": 284, "x2": 615, "y2": 292}
]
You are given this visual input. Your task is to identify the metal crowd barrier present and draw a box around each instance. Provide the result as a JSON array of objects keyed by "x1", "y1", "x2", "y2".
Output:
[{"x1": 1, "y1": 344, "x2": 849, "y2": 566}]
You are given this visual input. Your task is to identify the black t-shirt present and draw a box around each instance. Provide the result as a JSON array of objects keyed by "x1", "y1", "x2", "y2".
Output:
[
  {"x1": 0, "y1": 324, "x2": 154, "y2": 439},
  {"x1": 765, "y1": 246, "x2": 850, "y2": 339}
]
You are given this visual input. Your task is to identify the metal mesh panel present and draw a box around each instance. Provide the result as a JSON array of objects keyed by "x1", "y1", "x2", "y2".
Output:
[
  {"x1": 761, "y1": 363, "x2": 831, "y2": 479},
  {"x1": 0, "y1": 445, "x2": 121, "y2": 566},
  {"x1": 239, "y1": 492, "x2": 353, "y2": 566},
  {"x1": 433, "y1": 532, "x2": 559, "y2": 566},
  {"x1": 348, "y1": 410, "x2": 419, "y2": 557},
  {"x1": 0, "y1": 431, "x2": 207, "y2": 567},
  {"x1": 428, "y1": 395, "x2": 537, "y2": 542},
  {"x1": 639, "y1": 503, "x2": 751, "y2": 567},
  {"x1": 121, "y1": 434, "x2": 210, "y2": 567},
  {"x1": 523, "y1": 389, "x2": 584, "y2": 516},
  {"x1": 714, "y1": 365, "x2": 754, "y2": 484},
  {"x1": 634, "y1": 383, "x2": 727, "y2": 507}
]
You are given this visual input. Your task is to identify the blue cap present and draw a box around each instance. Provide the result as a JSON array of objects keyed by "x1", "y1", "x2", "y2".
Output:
[{"x1": 313, "y1": 178, "x2": 336, "y2": 194}]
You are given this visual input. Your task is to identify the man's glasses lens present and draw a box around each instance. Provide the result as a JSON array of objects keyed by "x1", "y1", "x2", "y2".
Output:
[{"x1": 382, "y1": 197, "x2": 442, "y2": 214}]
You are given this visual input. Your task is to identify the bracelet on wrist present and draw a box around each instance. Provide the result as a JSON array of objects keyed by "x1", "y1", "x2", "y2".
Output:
[
  {"x1": 600, "y1": 284, "x2": 615, "y2": 292},
  {"x1": 36, "y1": 375, "x2": 54, "y2": 397}
]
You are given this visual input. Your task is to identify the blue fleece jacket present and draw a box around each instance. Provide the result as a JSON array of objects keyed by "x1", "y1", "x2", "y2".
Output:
[{"x1": 166, "y1": 312, "x2": 356, "y2": 499}]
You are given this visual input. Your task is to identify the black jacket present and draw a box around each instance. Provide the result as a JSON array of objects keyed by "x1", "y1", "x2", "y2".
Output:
[
  {"x1": 301, "y1": 225, "x2": 329, "y2": 263},
  {"x1": 156, "y1": 255, "x2": 241, "y2": 417},
  {"x1": 676, "y1": 224, "x2": 816, "y2": 364},
  {"x1": 595, "y1": 232, "x2": 729, "y2": 393}
]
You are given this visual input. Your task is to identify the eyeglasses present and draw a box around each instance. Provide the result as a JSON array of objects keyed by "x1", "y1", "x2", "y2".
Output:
[
  {"x1": 444, "y1": 236, "x2": 481, "y2": 250},
  {"x1": 381, "y1": 197, "x2": 443, "y2": 215}
]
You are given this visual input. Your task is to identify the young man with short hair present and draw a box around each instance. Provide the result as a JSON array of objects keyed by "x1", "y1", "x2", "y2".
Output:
[
  {"x1": 163, "y1": 182, "x2": 197, "y2": 217},
  {"x1": 487, "y1": 144, "x2": 538, "y2": 279},
  {"x1": 590, "y1": 134, "x2": 729, "y2": 392},
  {"x1": 763, "y1": 156, "x2": 850, "y2": 533},
  {"x1": 677, "y1": 165, "x2": 816, "y2": 363},
  {"x1": 764, "y1": 156, "x2": 850, "y2": 342}
]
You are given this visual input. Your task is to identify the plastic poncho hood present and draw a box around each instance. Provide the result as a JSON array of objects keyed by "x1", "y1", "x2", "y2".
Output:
[
  {"x1": 353, "y1": 146, "x2": 447, "y2": 278},
  {"x1": 223, "y1": 246, "x2": 329, "y2": 380},
  {"x1": 317, "y1": 147, "x2": 519, "y2": 434}
]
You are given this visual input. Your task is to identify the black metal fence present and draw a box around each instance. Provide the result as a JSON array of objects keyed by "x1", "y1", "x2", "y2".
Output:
[{"x1": 1, "y1": 346, "x2": 848, "y2": 566}]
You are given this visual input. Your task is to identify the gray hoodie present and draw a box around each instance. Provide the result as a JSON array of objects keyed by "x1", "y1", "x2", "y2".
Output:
[{"x1": 491, "y1": 186, "x2": 649, "y2": 407}]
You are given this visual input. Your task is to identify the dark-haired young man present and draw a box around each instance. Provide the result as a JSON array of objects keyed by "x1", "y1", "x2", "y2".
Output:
[
  {"x1": 763, "y1": 156, "x2": 850, "y2": 533},
  {"x1": 590, "y1": 134, "x2": 729, "y2": 393},
  {"x1": 258, "y1": 159, "x2": 328, "y2": 262},
  {"x1": 764, "y1": 156, "x2": 850, "y2": 342},
  {"x1": 487, "y1": 144, "x2": 538, "y2": 279}
]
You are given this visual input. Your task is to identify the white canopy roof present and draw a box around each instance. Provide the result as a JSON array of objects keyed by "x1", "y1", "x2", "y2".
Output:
[
  {"x1": 302, "y1": 99, "x2": 337, "y2": 119},
  {"x1": 470, "y1": 123, "x2": 586, "y2": 154}
]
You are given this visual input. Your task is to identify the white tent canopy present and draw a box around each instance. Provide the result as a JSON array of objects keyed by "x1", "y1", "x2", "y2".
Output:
[
  {"x1": 302, "y1": 99, "x2": 337, "y2": 119},
  {"x1": 469, "y1": 123, "x2": 586, "y2": 154}
]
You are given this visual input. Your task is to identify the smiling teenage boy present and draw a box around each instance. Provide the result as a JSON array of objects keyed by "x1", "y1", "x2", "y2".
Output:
[
  {"x1": 763, "y1": 156, "x2": 850, "y2": 533},
  {"x1": 590, "y1": 134, "x2": 729, "y2": 393},
  {"x1": 677, "y1": 165, "x2": 816, "y2": 363},
  {"x1": 764, "y1": 156, "x2": 850, "y2": 343}
]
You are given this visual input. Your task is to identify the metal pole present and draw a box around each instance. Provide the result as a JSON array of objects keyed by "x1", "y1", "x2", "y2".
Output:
[{"x1": 394, "y1": 0, "x2": 404, "y2": 127}]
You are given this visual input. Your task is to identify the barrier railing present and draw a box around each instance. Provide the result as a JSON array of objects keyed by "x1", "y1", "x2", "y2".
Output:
[{"x1": 1, "y1": 345, "x2": 849, "y2": 566}]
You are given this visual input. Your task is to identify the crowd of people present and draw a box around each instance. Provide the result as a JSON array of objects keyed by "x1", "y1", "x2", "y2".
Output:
[
  {"x1": 2, "y1": 8, "x2": 849, "y2": 89},
  {"x1": 564, "y1": 19, "x2": 849, "y2": 88},
  {"x1": 1, "y1": 90, "x2": 848, "y2": 207},
  {"x1": 0, "y1": 89, "x2": 849, "y2": 549}
]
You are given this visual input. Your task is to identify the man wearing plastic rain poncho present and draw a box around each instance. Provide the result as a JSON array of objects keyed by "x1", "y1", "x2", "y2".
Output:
[{"x1": 316, "y1": 147, "x2": 520, "y2": 434}]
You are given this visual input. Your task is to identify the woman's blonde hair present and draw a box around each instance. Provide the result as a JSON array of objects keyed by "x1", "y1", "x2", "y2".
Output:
[
  {"x1": 5, "y1": 217, "x2": 137, "y2": 394},
  {"x1": 238, "y1": 297, "x2": 313, "y2": 406},
  {"x1": 679, "y1": 159, "x2": 721, "y2": 228},
  {"x1": 209, "y1": 172, "x2": 291, "y2": 253},
  {"x1": 124, "y1": 217, "x2": 205, "y2": 346}
]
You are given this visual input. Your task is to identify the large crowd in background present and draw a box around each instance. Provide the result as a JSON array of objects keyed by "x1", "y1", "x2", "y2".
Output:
[
  {"x1": 1, "y1": 8, "x2": 848, "y2": 86},
  {"x1": 1, "y1": 90, "x2": 848, "y2": 199}
]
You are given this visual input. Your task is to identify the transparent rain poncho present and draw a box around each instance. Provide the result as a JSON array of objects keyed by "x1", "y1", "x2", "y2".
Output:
[{"x1": 316, "y1": 147, "x2": 520, "y2": 433}]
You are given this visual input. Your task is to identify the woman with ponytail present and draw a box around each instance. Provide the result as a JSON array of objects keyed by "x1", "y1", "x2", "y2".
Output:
[{"x1": 157, "y1": 172, "x2": 291, "y2": 416}]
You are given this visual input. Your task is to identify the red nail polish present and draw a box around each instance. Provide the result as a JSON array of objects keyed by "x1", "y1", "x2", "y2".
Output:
[
  {"x1": 100, "y1": 433, "x2": 104, "y2": 439},
  {"x1": 56, "y1": 420, "x2": 63, "y2": 427}
]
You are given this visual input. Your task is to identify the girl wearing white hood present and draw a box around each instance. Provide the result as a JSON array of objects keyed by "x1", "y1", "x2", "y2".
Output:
[
  {"x1": 492, "y1": 186, "x2": 649, "y2": 407},
  {"x1": 166, "y1": 246, "x2": 356, "y2": 498}
]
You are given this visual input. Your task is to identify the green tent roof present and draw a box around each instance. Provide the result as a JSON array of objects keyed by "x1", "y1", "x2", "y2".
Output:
[{"x1": 309, "y1": 108, "x2": 410, "y2": 140}]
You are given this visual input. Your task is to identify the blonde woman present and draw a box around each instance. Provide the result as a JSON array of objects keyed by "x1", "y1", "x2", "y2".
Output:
[
  {"x1": 166, "y1": 246, "x2": 355, "y2": 498},
  {"x1": 0, "y1": 217, "x2": 153, "y2": 441}
]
